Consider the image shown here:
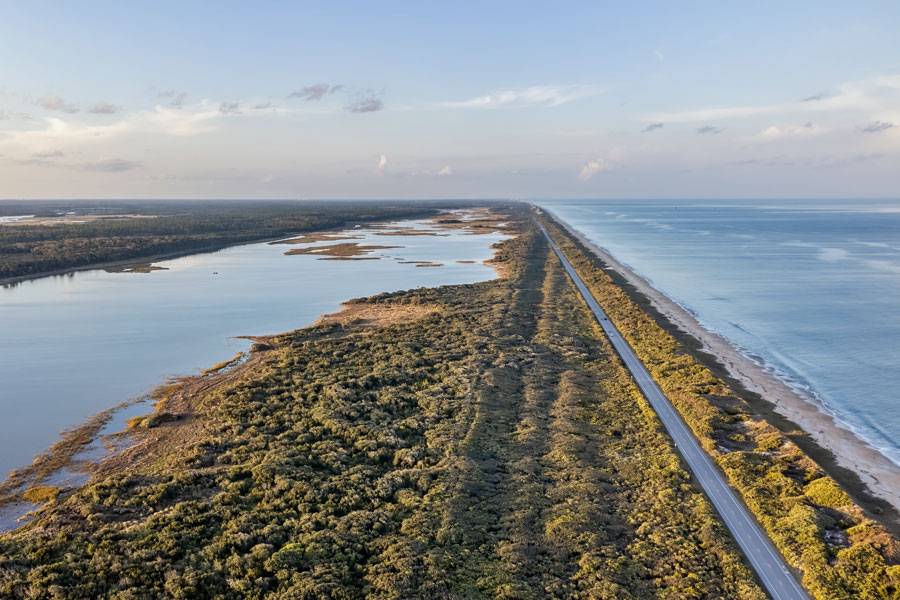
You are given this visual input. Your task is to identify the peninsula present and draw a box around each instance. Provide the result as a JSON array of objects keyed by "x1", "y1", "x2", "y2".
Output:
[{"x1": 1, "y1": 204, "x2": 897, "y2": 600}]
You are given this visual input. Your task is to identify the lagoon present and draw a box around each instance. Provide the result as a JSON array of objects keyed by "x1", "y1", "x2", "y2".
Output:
[{"x1": 0, "y1": 212, "x2": 506, "y2": 480}]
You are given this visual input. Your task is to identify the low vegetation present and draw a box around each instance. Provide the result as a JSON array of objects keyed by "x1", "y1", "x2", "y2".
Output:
[
  {"x1": 0, "y1": 207, "x2": 767, "y2": 599},
  {"x1": 538, "y1": 212, "x2": 900, "y2": 600},
  {"x1": 4, "y1": 205, "x2": 895, "y2": 598}
]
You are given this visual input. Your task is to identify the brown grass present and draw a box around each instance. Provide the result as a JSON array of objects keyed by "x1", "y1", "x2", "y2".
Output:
[
  {"x1": 22, "y1": 485, "x2": 61, "y2": 504},
  {"x1": 283, "y1": 242, "x2": 401, "y2": 258},
  {"x1": 201, "y1": 352, "x2": 244, "y2": 375},
  {"x1": 315, "y1": 302, "x2": 439, "y2": 327}
]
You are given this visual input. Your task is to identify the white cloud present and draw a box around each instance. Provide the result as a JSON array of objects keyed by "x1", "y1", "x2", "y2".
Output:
[
  {"x1": 578, "y1": 158, "x2": 616, "y2": 181},
  {"x1": 376, "y1": 154, "x2": 388, "y2": 174},
  {"x1": 437, "y1": 165, "x2": 452, "y2": 176},
  {"x1": 6, "y1": 102, "x2": 232, "y2": 149},
  {"x1": 754, "y1": 122, "x2": 826, "y2": 141},
  {"x1": 443, "y1": 85, "x2": 601, "y2": 109},
  {"x1": 644, "y1": 74, "x2": 899, "y2": 124}
]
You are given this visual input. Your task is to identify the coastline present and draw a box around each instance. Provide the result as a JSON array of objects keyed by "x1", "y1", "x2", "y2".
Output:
[
  {"x1": 0, "y1": 239, "x2": 269, "y2": 288},
  {"x1": 0, "y1": 208, "x2": 447, "y2": 288},
  {"x1": 546, "y1": 209, "x2": 900, "y2": 518}
]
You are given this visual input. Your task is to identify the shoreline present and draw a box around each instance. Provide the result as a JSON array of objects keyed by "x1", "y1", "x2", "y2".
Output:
[
  {"x1": 0, "y1": 237, "x2": 284, "y2": 288},
  {"x1": 546, "y1": 209, "x2": 900, "y2": 519},
  {"x1": 0, "y1": 208, "x2": 448, "y2": 288}
]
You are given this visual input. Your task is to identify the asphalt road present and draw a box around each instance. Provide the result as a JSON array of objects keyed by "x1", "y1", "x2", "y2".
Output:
[{"x1": 538, "y1": 223, "x2": 809, "y2": 600}]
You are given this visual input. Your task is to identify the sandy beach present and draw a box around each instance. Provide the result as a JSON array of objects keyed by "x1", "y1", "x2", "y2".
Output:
[{"x1": 549, "y1": 211, "x2": 900, "y2": 516}]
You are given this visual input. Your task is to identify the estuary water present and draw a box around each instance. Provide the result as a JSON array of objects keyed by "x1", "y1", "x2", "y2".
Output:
[
  {"x1": 537, "y1": 199, "x2": 900, "y2": 467},
  {"x1": 0, "y1": 214, "x2": 506, "y2": 480}
]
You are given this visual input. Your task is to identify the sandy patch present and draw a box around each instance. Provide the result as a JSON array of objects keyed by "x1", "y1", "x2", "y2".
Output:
[{"x1": 315, "y1": 302, "x2": 439, "y2": 328}]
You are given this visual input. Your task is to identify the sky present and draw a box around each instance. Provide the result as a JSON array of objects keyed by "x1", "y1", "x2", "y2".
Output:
[{"x1": 1, "y1": 1, "x2": 898, "y2": 200}]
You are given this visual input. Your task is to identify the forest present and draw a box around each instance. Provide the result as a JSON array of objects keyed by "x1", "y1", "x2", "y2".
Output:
[
  {"x1": 0, "y1": 200, "x2": 449, "y2": 281},
  {"x1": 0, "y1": 205, "x2": 897, "y2": 599}
]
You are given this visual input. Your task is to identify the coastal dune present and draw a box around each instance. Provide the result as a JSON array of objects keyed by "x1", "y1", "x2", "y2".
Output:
[{"x1": 549, "y1": 211, "x2": 900, "y2": 516}]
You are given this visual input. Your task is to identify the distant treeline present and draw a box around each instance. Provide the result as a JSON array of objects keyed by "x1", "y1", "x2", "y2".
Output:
[{"x1": 0, "y1": 200, "x2": 461, "y2": 281}]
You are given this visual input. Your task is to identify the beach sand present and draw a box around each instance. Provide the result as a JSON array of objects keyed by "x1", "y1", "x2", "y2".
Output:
[{"x1": 549, "y1": 212, "x2": 900, "y2": 516}]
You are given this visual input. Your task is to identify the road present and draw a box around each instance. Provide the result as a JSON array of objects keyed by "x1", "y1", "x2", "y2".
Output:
[{"x1": 538, "y1": 222, "x2": 810, "y2": 600}]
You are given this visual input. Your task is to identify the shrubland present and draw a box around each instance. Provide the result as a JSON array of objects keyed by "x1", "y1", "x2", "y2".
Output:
[
  {"x1": 538, "y1": 212, "x2": 900, "y2": 600},
  {"x1": 0, "y1": 207, "x2": 765, "y2": 599}
]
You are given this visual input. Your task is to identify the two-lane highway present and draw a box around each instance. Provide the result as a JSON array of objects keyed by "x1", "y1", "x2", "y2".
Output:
[{"x1": 538, "y1": 222, "x2": 809, "y2": 600}]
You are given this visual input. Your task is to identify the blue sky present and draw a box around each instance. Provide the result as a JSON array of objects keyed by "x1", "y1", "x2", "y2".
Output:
[{"x1": 1, "y1": 1, "x2": 898, "y2": 199}]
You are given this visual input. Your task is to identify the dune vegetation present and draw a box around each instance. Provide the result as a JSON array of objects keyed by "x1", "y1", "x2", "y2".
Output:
[
  {"x1": 538, "y1": 213, "x2": 900, "y2": 600},
  {"x1": 1, "y1": 205, "x2": 896, "y2": 599},
  {"x1": 1, "y1": 206, "x2": 768, "y2": 599}
]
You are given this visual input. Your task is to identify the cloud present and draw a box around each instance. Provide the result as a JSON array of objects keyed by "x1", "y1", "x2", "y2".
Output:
[
  {"x1": 646, "y1": 74, "x2": 900, "y2": 123},
  {"x1": 158, "y1": 90, "x2": 187, "y2": 108},
  {"x1": 642, "y1": 122, "x2": 664, "y2": 132},
  {"x1": 80, "y1": 158, "x2": 142, "y2": 172},
  {"x1": 286, "y1": 84, "x2": 381, "y2": 113},
  {"x1": 437, "y1": 165, "x2": 452, "y2": 176},
  {"x1": 31, "y1": 149, "x2": 64, "y2": 158},
  {"x1": 818, "y1": 153, "x2": 884, "y2": 168},
  {"x1": 38, "y1": 93, "x2": 79, "y2": 114},
  {"x1": 443, "y1": 85, "x2": 601, "y2": 109},
  {"x1": 289, "y1": 84, "x2": 343, "y2": 101},
  {"x1": 734, "y1": 156, "x2": 794, "y2": 168},
  {"x1": 697, "y1": 126, "x2": 723, "y2": 134},
  {"x1": 578, "y1": 158, "x2": 616, "y2": 181},
  {"x1": 89, "y1": 101, "x2": 117, "y2": 114},
  {"x1": 219, "y1": 102, "x2": 242, "y2": 114},
  {"x1": 376, "y1": 154, "x2": 388, "y2": 174},
  {"x1": 0, "y1": 108, "x2": 6, "y2": 120},
  {"x1": 655, "y1": 50, "x2": 664, "y2": 62},
  {"x1": 2, "y1": 152, "x2": 141, "y2": 172},
  {"x1": 755, "y1": 122, "x2": 824, "y2": 140},
  {"x1": 346, "y1": 92, "x2": 384, "y2": 113},
  {"x1": 862, "y1": 121, "x2": 894, "y2": 133},
  {"x1": 253, "y1": 102, "x2": 272, "y2": 110},
  {"x1": 8, "y1": 102, "x2": 226, "y2": 148},
  {"x1": 734, "y1": 153, "x2": 884, "y2": 169}
]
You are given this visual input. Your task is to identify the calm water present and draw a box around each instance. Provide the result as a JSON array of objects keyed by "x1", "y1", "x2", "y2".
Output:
[
  {"x1": 0, "y1": 215, "x2": 506, "y2": 479},
  {"x1": 538, "y1": 199, "x2": 900, "y2": 466}
]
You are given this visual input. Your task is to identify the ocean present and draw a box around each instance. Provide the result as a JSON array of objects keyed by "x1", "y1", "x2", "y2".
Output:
[{"x1": 537, "y1": 199, "x2": 900, "y2": 467}]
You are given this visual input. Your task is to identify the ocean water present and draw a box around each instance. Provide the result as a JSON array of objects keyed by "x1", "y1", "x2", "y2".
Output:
[
  {"x1": 0, "y1": 214, "x2": 506, "y2": 481},
  {"x1": 537, "y1": 199, "x2": 900, "y2": 467}
]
